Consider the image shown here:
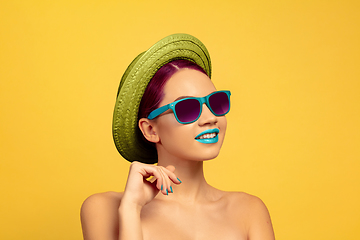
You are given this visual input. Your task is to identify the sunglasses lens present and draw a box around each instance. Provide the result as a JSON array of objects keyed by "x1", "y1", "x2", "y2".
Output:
[
  {"x1": 175, "y1": 99, "x2": 200, "y2": 123},
  {"x1": 209, "y1": 92, "x2": 230, "y2": 115}
]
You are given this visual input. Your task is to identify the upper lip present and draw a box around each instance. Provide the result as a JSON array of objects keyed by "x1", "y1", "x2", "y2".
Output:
[{"x1": 195, "y1": 128, "x2": 220, "y2": 139}]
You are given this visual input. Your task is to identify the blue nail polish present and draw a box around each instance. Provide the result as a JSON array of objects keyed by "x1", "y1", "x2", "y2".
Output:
[
  {"x1": 166, "y1": 189, "x2": 168, "y2": 195},
  {"x1": 177, "y1": 178, "x2": 182, "y2": 183},
  {"x1": 170, "y1": 186, "x2": 173, "y2": 193},
  {"x1": 161, "y1": 185, "x2": 163, "y2": 191}
]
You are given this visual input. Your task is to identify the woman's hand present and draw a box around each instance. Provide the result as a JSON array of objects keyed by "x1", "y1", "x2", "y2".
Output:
[{"x1": 121, "y1": 161, "x2": 181, "y2": 209}]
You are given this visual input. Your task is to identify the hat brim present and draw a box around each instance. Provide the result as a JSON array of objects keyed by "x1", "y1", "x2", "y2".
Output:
[{"x1": 112, "y1": 34, "x2": 212, "y2": 163}]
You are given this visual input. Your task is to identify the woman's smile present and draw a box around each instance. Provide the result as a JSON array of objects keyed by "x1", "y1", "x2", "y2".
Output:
[
  {"x1": 195, "y1": 128, "x2": 219, "y2": 143},
  {"x1": 153, "y1": 68, "x2": 227, "y2": 162}
]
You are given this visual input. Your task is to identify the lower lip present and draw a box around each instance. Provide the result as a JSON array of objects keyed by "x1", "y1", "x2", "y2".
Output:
[{"x1": 195, "y1": 135, "x2": 219, "y2": 144}]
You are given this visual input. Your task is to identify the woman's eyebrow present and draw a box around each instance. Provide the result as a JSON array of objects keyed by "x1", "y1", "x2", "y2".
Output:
[
  {"x1": 173, "y1": 91, "x2": 216, "y2": 102},
  {"x1": 174, "y1": 96, "x2": 193, "y2": 101}
]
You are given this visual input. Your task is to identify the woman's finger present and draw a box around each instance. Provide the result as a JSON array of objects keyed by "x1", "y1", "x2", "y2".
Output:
[
  {"x1": 162, "y1": 166, "x2": 182, "y2": 185},
  {"x1": 159, "y1": 167, "x2": 172, "y2": 195},
  {"x1": 132, "y1": 162, "x2": 164, "y2": 191},
  {"x1": 165, "y1": 165, "x2": 176, "y2": 173},
  {"x1": 158, "y1": 167, "x2": 171, "y2": 195},
  {"x1": 130, "y1": 162, "x2": 181, "y2": 195}
]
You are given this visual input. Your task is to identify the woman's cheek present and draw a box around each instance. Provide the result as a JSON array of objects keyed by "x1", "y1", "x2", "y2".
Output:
[{"x1": 166, "y1": 128, "x2": 194, "y2": 154}]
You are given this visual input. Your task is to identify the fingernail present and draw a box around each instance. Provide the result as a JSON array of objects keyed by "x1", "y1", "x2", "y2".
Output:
[
  {"x1": 177, "y1": 178, "x2": 182, "y2": 183},
  {"x1": 161, "y1": 185, "x2": 163, "y2": 191},
  {"x1": 170, "y1": 186, "x2": 173, "y2": 193},
  {"x1": 166, "y1": 189, "x2": 168, "y2": 195}
]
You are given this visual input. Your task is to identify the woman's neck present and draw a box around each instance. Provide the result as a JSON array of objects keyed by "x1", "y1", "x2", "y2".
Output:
[{"x1": 156, "y1": 155, "x2": 213, "y2": 204}]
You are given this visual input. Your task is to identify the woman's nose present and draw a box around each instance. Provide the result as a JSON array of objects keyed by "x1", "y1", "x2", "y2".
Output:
[{"x1": 197, "y1": 104, "x2": 218, "y2": 126}]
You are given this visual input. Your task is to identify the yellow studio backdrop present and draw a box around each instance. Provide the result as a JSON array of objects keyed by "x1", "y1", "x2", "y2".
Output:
[{"x1": 0, "y1": 0, "x2": 359, "y2": 239}]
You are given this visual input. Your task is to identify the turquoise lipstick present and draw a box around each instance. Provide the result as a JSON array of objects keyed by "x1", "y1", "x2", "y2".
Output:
[{"x1": 195, "y1": 128, "x2": 219, "y2": 144}]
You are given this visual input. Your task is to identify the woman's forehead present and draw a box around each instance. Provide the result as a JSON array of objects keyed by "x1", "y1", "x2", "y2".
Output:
[{"x1": 162, "y1": 69, "x2": 216, "y2": 103}]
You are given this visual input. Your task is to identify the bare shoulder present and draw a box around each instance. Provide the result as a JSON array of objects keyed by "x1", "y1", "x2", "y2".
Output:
[
  {"x1": 80, "y1": 191, "x2": 123, "y2": 240},
  {"x1": 225, "y1": 192, "x2": 268, "y2": 211},
  {"x1": 224, "y1": 192, "x2": 275, "y2": 240},
  {"x1": 81, "y1": 191, "x2": 123, "y2": 219},
  {"x1": 81, "y1": 191, "x2": 123, "y2": 210}
]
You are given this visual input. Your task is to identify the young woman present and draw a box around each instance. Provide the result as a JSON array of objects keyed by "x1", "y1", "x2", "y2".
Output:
[{"x1": 80, "y1": 34, "x2": 275, "y2": 240}]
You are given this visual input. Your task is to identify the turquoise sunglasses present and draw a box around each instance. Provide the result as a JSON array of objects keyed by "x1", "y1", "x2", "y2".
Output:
[{"x1": 147, "y1": 90, "x2": 231, "y2": 124}]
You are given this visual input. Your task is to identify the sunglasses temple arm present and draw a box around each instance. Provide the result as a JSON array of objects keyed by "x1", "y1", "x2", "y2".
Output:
[{"x1": 147, "y1": 104, "x2": 170, "y2": 120}]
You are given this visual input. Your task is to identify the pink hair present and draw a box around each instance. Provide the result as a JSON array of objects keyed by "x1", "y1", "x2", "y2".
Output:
[{"x1": 138, "y1": 59, "x2": 208, "y2": 120}]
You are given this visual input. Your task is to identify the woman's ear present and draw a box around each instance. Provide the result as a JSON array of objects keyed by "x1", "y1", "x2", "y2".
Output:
[{"x1": 138, "y1": 118, "x2": 160, "y2": 143}]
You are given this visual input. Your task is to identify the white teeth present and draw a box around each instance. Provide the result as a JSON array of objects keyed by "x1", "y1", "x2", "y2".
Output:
[{"x1": 199, "y1": 133, "x2": 217, "y2": 139}]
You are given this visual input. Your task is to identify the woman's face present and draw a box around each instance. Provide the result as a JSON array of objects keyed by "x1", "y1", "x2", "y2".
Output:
[{"x1": 153, "y1": 68, "x2": 227, "y2": 162}]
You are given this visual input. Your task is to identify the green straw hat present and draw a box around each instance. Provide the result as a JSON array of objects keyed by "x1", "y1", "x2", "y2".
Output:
[{"x1": 112, "y1": 33, "x2": 212, "y2": 164}]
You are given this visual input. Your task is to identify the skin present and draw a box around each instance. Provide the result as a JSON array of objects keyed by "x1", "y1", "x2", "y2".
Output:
[{"x1": 80, "y1": 69, "x2": 275, "y2": 240}]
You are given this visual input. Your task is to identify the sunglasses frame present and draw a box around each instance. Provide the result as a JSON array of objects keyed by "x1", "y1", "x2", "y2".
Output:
[{"x1": 147, "y1": 90, "x2": 231, "y2": 124}]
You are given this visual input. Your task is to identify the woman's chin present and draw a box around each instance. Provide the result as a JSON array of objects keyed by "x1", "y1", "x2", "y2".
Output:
[
  {"x1": 200, "y1": 149, "x2": 221, "y2": 161},
  {"x1": 186, "y1": 147, "x2": 222, "y2": 161}
]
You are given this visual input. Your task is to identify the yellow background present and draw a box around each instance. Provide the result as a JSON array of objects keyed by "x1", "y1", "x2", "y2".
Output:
[{"x1": 1, "y1": 1, "x2": 359, "y2": 239}]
